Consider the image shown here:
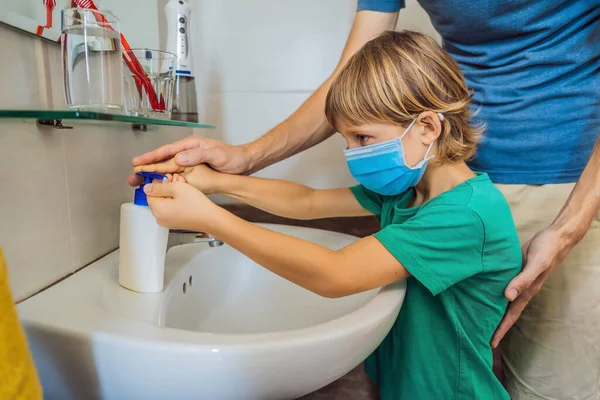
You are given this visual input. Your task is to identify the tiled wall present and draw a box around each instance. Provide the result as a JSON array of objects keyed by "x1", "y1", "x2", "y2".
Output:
[{"x1": 0, "y1": 24, "x2": 213, "y2": 302}]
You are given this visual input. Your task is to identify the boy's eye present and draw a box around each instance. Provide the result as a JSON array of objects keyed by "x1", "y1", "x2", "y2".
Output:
[{"x1": 356, "y1": 134, "x2": 370, "y2": 144}]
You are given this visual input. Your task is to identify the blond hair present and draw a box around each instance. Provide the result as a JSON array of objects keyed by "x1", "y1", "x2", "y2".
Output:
[{"x1": 325, "y1": 30, "x2": 483, "y2": 163}]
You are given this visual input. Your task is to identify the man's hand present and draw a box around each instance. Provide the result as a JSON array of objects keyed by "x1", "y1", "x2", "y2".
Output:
[
  {"x1": 128, "y1": 136, "x2": 252, "y2": 186},
  {"x1": 491, "y1": 226, "x2": 572, "y2": 348}
]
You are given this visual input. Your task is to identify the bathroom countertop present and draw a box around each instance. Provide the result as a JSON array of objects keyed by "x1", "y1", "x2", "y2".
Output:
[{"x1": 223, "y1": 204, "x2": 504, "y2": 399}]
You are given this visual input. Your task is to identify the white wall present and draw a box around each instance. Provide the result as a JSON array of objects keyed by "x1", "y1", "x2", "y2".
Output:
[
  {"x1": 189, "y1": 0, "x2": 438, "y2": 202},
  {"x1": 99, "y1": 0, "x2": 161, "y2": 49}
]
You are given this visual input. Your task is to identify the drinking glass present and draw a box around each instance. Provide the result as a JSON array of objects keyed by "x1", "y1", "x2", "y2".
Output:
[
  {"x1": 61, "y1": 8, "x2": 124, "y2": 113},
  {"x1": 123, "y1": 49, "x2": 176, "y2": 120}
]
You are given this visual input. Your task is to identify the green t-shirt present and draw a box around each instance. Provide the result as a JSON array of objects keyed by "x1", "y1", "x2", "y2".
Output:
[{"x1": 351, "y1": 173, "x2": 521, "y2": 400}]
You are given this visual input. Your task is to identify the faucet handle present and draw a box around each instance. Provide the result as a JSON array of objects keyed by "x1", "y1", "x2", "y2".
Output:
[
  {"x1": 167, "y1": 230, "x2": 223, "y2": 250},
  {"x1": 169, "y1": 229, "x2": 208, "y2": 235}
]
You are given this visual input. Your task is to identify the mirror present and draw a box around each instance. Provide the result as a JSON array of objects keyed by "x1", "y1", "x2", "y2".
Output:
[
  {"x1": 0, "y1": 0, "x2": 160, "y2": 48},
  {"x1": 0, "y1": 0, "x2": 72, "y2": 41}
]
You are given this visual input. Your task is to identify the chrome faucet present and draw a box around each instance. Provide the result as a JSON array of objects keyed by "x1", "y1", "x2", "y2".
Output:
[{"x1": 167, "y1": 230, "x2": 224, "y2": 251}]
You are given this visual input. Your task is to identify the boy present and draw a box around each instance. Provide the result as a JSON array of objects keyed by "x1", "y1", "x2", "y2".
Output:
[{"x1": 138, "y1": 31, "x2": 521, "y2": 399}]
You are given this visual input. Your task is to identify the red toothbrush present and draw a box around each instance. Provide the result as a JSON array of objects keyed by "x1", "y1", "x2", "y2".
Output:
[
  {"x1": 36, "y1": 0, "x2": 56, "y2": 36},
  {"x1": 43, "y1": 0, "x2": 56, "y2": 28},
  {"x1": 73, "y1": 0, "x2": 165, "y2": 111}
]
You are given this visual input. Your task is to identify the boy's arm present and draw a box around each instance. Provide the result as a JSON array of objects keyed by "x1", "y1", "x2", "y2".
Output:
[
  {"x1": 135, "y1": 160, "x2": 373, "y2": 220},
  {"x1": 145, "y1": 182, "x2": 484, "y2": 299},
  {"x1": 210, "y1": 210, "x2": 407, "y2": 297},
  {"x1": 214, "y1": 174, "x2": 372, "y2": 220},
  {"x1": 146, "y1": 182, "x2": 403, "y2": 297}
]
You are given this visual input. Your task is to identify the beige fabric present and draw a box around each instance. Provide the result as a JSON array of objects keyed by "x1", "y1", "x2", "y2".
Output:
[{"x1": 497, "y1": 183, "x2": 600, "y2": 400}]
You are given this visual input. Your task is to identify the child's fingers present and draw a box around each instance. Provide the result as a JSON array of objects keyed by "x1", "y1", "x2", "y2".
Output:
[
  {"x1": 174, "y1": 174, "x2": 186, "y2": 183},
  {"x1": 128, "y1": 174, "x2": 143, "y2": 187},
  {"x1": 171, "y1": 173, "x2": 185, "y2": 183},
  {"x1": 144, "y1": 182, "x2": 177, "y2": 198}
]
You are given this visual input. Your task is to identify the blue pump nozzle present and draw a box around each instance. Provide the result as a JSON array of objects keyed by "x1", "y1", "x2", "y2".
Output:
[{"x1": 135, "y1": 172, "x2": 167, "y2": 206}]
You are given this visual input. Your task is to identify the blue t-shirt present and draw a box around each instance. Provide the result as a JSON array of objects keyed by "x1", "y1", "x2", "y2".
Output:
[{"x1": 358, "y1": 0, "x2": 600, "y2": 184}]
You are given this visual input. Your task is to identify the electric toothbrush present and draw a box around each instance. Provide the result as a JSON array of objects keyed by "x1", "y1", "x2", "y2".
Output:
[{"x1": 165, "y1": 0, "x2": 199, "y2": 122}]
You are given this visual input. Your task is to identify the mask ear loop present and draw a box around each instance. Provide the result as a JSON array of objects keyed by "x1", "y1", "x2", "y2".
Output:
[
  {"x1": 400, "y1": 113, "x2": 444, "y2": 140},
  {"x1": 399, "y1": 118, "x2": 418, "y2": 140},
  {"x1": 400, "y1": 113, "x2": 444, "y2": 165},
  {"x1": 423, "y1": 113, "x2": 444, "y2": 161},
  {"x1": 423, "y1": 141, "x2": 435, "y2": 161}
]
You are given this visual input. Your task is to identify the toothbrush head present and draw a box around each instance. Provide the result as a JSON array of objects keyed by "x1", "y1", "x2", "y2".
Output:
[{"x1": 74, "y1": 0, "x2": 94, "y2": 9}]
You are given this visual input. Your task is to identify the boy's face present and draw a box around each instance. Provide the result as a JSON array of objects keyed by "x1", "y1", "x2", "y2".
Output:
[{"x1": 337, "y1": 119, "x2": 431, "y2": 168}]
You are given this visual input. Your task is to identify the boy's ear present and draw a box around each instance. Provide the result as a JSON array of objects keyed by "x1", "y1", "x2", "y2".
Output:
[{"x1": 417, "y1": 111, "x2": 442, "y2": 145}]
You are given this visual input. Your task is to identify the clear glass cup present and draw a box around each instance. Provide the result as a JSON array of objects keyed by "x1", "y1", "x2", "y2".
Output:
[
  {"x1": 123, "y1": 49, "x2": 176, "y2": 120},
  {"x1": 61, "y1": 8, "x2": 124, "y2": 113}
]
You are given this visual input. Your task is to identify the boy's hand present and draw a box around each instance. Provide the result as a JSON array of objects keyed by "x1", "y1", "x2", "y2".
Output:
[
  {"x1": 134, "y1": 160, "x2": 223, "y2": 195},
  {"x1": 144, "y1": 180, "x2": 223, "y2": 232}
]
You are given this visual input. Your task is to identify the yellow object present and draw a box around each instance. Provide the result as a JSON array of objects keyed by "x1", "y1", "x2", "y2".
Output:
[{"x1": 0, "y1": 248, "x2": 42, "y2": 400}]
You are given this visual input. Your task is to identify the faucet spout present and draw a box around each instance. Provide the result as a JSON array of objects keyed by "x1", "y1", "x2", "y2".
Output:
[{"x1": 167, "y1": 230, "x2": 224, "y2": 251}]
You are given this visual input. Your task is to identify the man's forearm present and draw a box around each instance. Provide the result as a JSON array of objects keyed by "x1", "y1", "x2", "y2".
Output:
[
  {"x1": 552, "y1": 135, "x2": 600, "y2": 245},
  {"x1": 242, "y1": 81, "x2": 336, "y2": 175},
  {"x1": 240, "y1": 11, "x2": 400, "y2": 174}
]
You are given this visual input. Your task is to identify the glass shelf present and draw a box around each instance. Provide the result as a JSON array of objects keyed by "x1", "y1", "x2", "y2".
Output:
[{"x1": 0, "y1": 110, "x2": 215, "y2": 130}]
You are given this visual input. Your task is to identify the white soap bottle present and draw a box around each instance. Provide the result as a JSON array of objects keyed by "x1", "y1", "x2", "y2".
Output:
[{"x1": 119, "y1": 172, "x2": 169, "y2": 293}]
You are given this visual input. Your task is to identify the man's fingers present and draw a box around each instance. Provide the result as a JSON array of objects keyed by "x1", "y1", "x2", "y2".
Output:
[
  {"x1": 504, "y1": 258, "x2": 547, "y2": 301},
  {"x1": 491, "y1": 293, "x2": 531, "y2": 348},
  {"x1": 132, "y1": 143, "x2": 183, "y2": 166},
  {"x1": 175, "y1": 148, "x2": 208, "y2": 166},
  {"x1": 491, "y1": 315, "x2": 512, "y2": 348},
  {"x1": 134, "y1": 158, "x2": 181, "y2": 174},
  {"x1": 492, "y1": 272, "x2": 549, "y2": 348},
  {"x1": 132, "y1": 137, "x2": 200, "y2": 166}
]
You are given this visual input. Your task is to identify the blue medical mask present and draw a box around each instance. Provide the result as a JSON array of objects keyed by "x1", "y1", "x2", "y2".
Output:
[{"x1": 344, "y1": 116, "x2": 440, "y2": 196}]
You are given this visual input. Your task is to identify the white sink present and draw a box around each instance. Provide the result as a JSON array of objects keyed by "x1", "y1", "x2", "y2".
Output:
[{"x1": 18, "y1": 224, "x2": 406, "y2": 400}]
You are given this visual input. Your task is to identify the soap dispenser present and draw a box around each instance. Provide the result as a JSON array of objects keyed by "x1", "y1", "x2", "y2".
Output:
[{"x1": 119, "y1": 172, "x2": 169, "y2": 293}]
